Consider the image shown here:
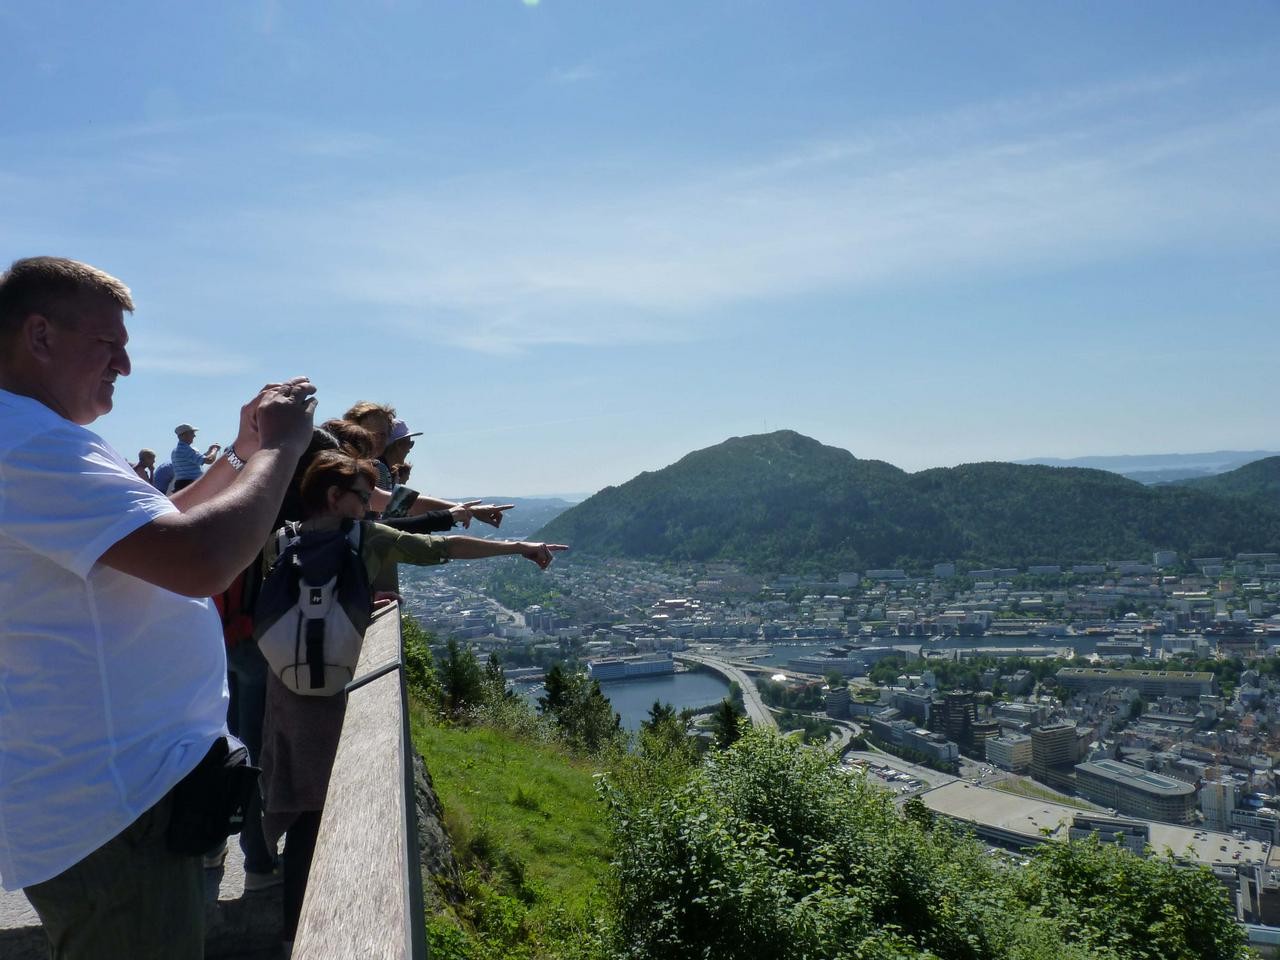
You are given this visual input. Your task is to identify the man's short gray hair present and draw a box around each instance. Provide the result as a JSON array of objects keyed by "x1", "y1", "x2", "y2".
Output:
[{"x1": 0, "y1": 257, "x2": 134, "y2": 339}]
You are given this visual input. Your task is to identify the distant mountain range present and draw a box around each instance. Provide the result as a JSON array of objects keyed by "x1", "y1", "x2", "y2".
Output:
[
  {"x1": 1016, "y1": 451, "x2": 1279, "y2": 485},
  {"x1": 536, "y1": 432, "x2": 1280, "y2": 573},
  {"x1": 444, "y1": 497, "x2": 577, "y2": 539}
]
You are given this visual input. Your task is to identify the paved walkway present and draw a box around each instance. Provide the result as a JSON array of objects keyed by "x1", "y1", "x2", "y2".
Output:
[{"x1": 0, "y1": 841, "x2": 281, "y2": 959}]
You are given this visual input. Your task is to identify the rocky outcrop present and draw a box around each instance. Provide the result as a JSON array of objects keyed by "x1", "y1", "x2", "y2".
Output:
[{"x1": 413, "y1": 752, "x2": 464, "y2": 909}]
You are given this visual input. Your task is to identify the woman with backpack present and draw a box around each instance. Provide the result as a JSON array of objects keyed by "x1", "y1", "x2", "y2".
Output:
[{"x1": 256, "y1": 450, "x2": 566, "y2": 955}]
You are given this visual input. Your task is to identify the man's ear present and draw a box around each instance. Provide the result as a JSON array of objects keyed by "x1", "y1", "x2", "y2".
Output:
[{"x1": 24, "y1": 314, "x2": 55, "y2": 362}]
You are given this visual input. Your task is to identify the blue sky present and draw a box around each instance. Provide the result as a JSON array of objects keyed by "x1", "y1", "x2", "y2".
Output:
[{"x1": 2, "y1": 1, "x2": 1278, "y2": 496}]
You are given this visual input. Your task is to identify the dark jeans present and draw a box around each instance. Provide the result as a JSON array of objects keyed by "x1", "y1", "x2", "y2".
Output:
[
  {"x1": 25, "y1": 793, "x2": 204, "y2": 960},
  {"x1": 227, "y1": 641, "x2": 276, "y2": 873},
  {"x1": 282, "y1": 810, "x2": 322, "y2": 942}
]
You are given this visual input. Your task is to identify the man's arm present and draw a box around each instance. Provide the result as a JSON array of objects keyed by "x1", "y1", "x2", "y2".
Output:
[
  {"x1": 100, "y1": 381, "x2": 316, "y2": 596},
  {"x1": 170, "y1": 380, "x2": 302, "y2": 512}
]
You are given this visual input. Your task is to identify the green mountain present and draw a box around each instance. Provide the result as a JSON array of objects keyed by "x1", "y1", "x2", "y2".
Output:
[
  {"x1": 1172, "y1": 455, "x2": 1280, "y2": 500},
  {"x1": 537, "y1": 431, "x2": 1280, "y2": 572}
]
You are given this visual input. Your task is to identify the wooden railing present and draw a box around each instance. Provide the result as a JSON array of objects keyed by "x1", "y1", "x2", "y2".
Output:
[{"x1": 293, "y1": 603, "x2": 427, "y2": 959}]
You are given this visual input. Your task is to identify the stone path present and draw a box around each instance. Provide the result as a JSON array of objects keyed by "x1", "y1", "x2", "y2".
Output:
[{"x1": 0, "y1": 840, "x2": 281, "y2": 959}]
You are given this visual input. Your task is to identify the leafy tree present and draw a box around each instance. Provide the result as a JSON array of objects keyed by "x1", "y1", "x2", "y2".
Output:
[
  {"x1": 727, "y1": 681, "x2": 745, "y2": 711},
  {"x1": 538, "y1": 662, "x2": 570, "y2": 716},
  {"x1": 1016, "y1": 835, "x2": 1246, "y2": 960},
  {"x1": 710, "y1": 698, "x2": 745, "y2": 750},
  {"x1": 902, "y1": 795, "x2": 935, "y2": 832},
  {"x1": 556, "y1": 675, "x2": 622, "y2": 753},
  {"x1": 536, "y1": 666, "x2": 622, "y2": 754},
  {"x1": 441, "y1": 638, "x2": 485, "y2": 716},
  {"x1": 637, "y1": 701, "x2": 699, "y2": 767},
  {"x1": 868, "y1": 655, "x2": 909, "y2": 686},
  {"x1": 483, "y1": 652, "x2": 509, "y2": 702},
  {"x1": 755, "y1": 678, "x2": 825, "y2": 711},
  {"x1": 401, "y1": 614, "x2": 443, "y2": 710},
  {"x1": 642, "y1": 700, "x2": 677, "y2": 732}
]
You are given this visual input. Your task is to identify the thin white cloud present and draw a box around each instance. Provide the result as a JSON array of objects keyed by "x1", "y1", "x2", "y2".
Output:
[
  {"x1": 293, "y1": 93, "x2": 1278, "y2": 351},
  {"x1": 2, "y1": 63, "x2": 1276, "y2": 355},
  {"x1": 551, "y1": 62, "x2": 600, "y2": 84}
]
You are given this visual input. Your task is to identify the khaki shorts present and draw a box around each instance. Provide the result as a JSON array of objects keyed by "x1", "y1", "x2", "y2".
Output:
[{"x1": 24, "y1": 792, "x2": 205, "y2": 960}]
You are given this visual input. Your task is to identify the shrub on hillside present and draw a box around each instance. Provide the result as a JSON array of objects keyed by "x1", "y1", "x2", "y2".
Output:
[
  {"x1": 598, "y1": 728, "x2": 1247, "y2": 960},
  {"x1": 402, "y1": 614, "x2": 444, "y2": 711},
  {"x1": 537, "y1": 664, "x2": 624, "y2": 754}
]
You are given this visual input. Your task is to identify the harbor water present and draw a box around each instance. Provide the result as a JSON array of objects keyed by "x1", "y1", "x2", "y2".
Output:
[{"x1": 518, "y1": 669, "x2": 731, "y2": 732}]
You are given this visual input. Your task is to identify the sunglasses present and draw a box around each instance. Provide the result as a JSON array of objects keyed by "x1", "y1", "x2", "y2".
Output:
[{"x1": 345, "y1": 486, "x2": 373, "y2": 507}]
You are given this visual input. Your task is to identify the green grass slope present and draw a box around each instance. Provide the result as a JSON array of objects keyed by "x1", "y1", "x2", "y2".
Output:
[{"x1": 411, "y1": 712, "x2": 611, "y2": 907}]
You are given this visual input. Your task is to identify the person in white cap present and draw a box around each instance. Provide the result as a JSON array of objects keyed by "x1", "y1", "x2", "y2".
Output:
[
  {"x1": 171, "y1": 422, "x2": 221, "y2": 491},
  {"x1": 381, "y1": 417, "x2": 422, "y2": 485}
]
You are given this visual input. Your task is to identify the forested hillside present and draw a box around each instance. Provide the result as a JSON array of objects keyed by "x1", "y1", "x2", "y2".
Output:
[
  {"x1": 537, "y1": 431, "x2": 1280, "y2": 572},
  {"x1": 1173, "y1": 455, "x2": 1280, "y2": 501}
]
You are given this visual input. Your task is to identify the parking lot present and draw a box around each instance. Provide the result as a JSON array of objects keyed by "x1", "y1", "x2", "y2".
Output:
[{"x1": 842, "y1": 754, "x2": 936, "y2": 797}]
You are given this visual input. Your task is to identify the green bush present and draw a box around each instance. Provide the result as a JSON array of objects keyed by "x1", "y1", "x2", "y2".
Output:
[
  {"x1": 1015, "y1": 835, "x2": 1246, "y2": 960},
  {"x1": 537, "y1": 664, "x2": 624, "y2": 755},
  {"x1": 402, "y1": 614, "x2": 443, "y2": 710},
  {"x1": 597, "y1": 727, "x2": 1247, "y2": 960}
]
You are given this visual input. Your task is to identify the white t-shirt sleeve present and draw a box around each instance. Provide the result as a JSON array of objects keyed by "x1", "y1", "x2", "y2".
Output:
[{"x1": 0, "y1": 424, "x2": 178, "y2": 580}]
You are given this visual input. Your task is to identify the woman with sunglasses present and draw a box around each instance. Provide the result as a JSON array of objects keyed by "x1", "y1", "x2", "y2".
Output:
[{"x1": 258, "y1": 450, "x2": 566, "y2": 954}]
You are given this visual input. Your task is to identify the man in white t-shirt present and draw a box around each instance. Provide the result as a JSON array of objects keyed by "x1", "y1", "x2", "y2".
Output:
[{"x1": 0, "y1": 257, "x2": 317, "y2": 959}]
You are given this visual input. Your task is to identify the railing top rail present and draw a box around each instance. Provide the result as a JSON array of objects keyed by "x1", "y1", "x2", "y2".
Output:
[{"x1": 294, "y1": 603, "x2": 425, "y2": 959}]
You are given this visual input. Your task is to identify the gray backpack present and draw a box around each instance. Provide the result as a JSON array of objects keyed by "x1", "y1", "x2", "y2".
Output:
[{"x1": 254, "y1": 520, "x2": 372, "y2": 696}]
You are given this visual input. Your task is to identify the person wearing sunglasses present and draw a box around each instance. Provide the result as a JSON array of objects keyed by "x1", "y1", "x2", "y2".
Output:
[
  {"x1": 381, "y1": 417, "x2": 420, "y2": 486},
  {"x1": 258, "y1": 450, "x2": 566, "y2": 952}
]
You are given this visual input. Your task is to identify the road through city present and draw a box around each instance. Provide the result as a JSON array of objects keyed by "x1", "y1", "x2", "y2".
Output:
[{"x1": 674, "y1": 652, "x2": 778, "y2": 730}]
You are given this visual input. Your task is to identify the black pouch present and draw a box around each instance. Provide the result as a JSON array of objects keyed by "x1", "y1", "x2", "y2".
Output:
[{"x1": 165, "y1": 735, "x2": 260, "y2": 856}]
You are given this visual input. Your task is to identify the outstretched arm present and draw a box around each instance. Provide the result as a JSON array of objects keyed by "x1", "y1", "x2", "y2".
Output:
[
  {"x1": 445, "y1": 537, "x2": 568, "y2": 570},
  {"x1": 366, "y1": 488, "x2": 516, "y2": 528}
]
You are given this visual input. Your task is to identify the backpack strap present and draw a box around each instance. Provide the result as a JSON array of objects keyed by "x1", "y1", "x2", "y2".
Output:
[
  {"x1": 343, "y1": 518, "x2": 364, "y2": 555},
  {"x1": 275, "y1": 521, "x2": 305, "y2": 561},
  {"x1": 305, "y1": 613, "x2": 326, "y2": 690}
]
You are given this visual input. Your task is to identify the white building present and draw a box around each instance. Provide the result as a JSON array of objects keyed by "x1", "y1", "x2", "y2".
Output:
[
  {"x1": 986, "y1": 734, "x2": 1033, "y2": 773},
  {"x1": 1201, "y1": 778, "x2": 1240, "y2": 832}
]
